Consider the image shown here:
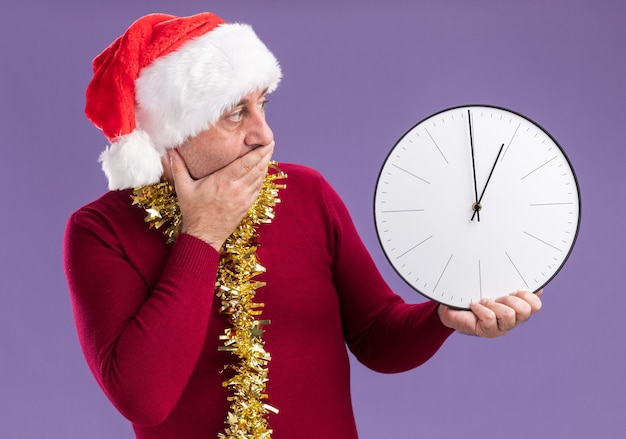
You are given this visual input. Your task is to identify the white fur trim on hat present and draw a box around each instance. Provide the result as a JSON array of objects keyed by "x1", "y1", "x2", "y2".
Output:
[
  {"x1": 135, "y1": 22, "x2": 282, "y2": 150},
  {"x1": 99, "y1": 129, "x2": 163, "y2": 190}
]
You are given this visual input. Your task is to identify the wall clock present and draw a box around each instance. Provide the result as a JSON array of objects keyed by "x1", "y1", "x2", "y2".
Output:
[{"x1": 374, "y1": 105, "x2": 580, "y2": 309}]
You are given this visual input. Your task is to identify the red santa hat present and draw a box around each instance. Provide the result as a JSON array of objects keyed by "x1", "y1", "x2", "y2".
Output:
[{"x1": 85, "y1": 12, "x2": 282, "y2": 190}]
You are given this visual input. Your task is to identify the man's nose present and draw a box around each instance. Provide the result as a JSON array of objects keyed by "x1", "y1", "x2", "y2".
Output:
[{"x1": 245, "y1": 108, "x2": 274, "y2": 148}]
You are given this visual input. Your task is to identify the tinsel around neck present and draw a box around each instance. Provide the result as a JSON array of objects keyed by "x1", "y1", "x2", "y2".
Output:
[{"x1": 131, "y1": 162, "x2": 287, "y2": 438}]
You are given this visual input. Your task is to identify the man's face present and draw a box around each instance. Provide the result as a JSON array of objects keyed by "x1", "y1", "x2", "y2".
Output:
[{"x1": 176, "y1": 89, "x2": 274, "y2": 180}]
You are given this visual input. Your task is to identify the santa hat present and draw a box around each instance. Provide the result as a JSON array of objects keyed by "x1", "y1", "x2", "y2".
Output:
[{"x1": 85, "y1": 12, "x2": 282, "y2": 190}]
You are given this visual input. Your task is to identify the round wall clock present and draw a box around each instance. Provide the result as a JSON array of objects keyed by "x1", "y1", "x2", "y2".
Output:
[{"x1": 374, "y1": 105, "x2": 580, "y2": 309}]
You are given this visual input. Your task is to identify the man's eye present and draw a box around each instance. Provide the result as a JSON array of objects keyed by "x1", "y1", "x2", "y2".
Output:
[
  {"x1": 258, "y1": 99, "x2": 269, "y2": 111},
  {"x1": 229, "y1": 110, "x2": 244, "y2": 122}
]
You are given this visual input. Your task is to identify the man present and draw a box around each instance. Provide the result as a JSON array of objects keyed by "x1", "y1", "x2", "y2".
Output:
[{"x1": 63, "y1": 12, "x2": 541, "y2": 439}]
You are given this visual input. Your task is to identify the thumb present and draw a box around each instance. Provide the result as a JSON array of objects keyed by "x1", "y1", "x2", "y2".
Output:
[{"x1": 167, "y1": 149, "x2": 192, "y2": 189}]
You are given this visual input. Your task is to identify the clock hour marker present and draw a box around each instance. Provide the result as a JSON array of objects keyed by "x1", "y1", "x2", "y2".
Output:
[
  {"x1": 433, "y1": 254, "x2": 453, "y2": 293},
  {"x1": 529, "y1": 202, "x2": 575, "y2": 206},
  {"x1": 521, "y1": 156, "x2": 558, "y2": 180},
  {"x1": 424, "y1": 128, "x2": 449, "y2": 164},
  {"x1": 505, "y1": 251, "x2": 529, "y2": 288},
  {"x1": 501, "y1": 122, "x2": 521, "y2": 161},
  {"x1": 391, "y1": 164, "x2": 430, "y2": 184},
  {"x1": 523, "y1": 231, "x2": 562, "y2": 252},
  {"x1": 396, "y1": 235, "x2": 433, "y2": 259},
  {"x1": 380, "y1": 209, "x2": 425, "y2": 213}
]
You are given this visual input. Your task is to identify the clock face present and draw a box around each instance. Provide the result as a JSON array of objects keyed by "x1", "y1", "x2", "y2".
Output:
[{"x1": 374, "y1": 105, "x2": 580, "y2": 309}]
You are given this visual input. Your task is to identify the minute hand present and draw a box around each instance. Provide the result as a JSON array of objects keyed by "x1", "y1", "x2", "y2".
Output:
[
  {"x1": 471, "y1": 143, "x2": 505, "y2": 221},
  {"x1": 468, "y1": 110, "x2": 480, "y2": 222}
]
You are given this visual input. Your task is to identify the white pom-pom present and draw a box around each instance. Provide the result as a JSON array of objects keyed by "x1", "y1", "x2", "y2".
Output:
[{"x1": 99, "y1": 129, "x2": 163, "y2": 190}]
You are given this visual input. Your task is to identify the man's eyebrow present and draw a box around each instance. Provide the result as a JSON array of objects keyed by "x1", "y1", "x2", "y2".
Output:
[{"x1": 234, "y1": 89, "x2": 269, "y2": 107}]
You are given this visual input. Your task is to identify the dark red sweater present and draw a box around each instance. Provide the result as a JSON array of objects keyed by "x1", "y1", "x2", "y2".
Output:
[{"x1": 64, "y1": 163, "x2": 453, "y2": 438}]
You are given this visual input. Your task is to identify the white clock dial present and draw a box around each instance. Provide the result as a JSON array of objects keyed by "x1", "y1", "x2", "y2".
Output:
[{"x1": 374, "y1": 105, "x2": 580, "y2": 309}]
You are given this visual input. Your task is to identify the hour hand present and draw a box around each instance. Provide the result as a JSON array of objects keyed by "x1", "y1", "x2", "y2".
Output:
[{"x1": 470, "y1": 143, "x2": 505, "y2": 221}]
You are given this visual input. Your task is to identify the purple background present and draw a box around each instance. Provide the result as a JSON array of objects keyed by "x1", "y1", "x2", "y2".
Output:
[{"x1": 1, "y1": 0, "x2": 624, "y2": 437}]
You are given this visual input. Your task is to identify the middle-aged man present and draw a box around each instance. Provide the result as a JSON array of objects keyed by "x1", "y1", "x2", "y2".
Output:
[{"x1": 63, "y1": 11, "x2": 542, "y2": 439}]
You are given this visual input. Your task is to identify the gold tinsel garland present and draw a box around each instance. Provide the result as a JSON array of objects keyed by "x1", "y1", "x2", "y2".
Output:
[
  {"x1": 131, "y1": 162, "x2": 287, "y2": 438},
  {"x1": 131, "y1": 181, "x2": 181, "y2": 243}
]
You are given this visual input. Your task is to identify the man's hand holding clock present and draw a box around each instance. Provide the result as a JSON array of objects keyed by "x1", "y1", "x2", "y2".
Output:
[{"x1": 438, "y1": 289, "x2": 543, "y2": 338}]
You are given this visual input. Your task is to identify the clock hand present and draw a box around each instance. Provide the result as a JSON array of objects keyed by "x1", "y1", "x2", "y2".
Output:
[
  {"x1": 468, "y1": 110, "x2": 481, "y2": 222},
  {"x1": 471, "y1": 143, "x2": 505, "y2": 221}
]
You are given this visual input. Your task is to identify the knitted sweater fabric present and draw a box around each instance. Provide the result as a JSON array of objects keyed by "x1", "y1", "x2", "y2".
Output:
[{"x1": 63, "y1": 163, "x2": 454, "y2": 438}]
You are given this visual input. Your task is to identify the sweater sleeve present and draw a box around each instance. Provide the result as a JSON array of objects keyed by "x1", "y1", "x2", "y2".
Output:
[
  {"x1": 322, "y1": 179, "x2": 455, "y2": 373},
  {"x1": 63, "y1": 203, "x2": 220, "y2": 426}
]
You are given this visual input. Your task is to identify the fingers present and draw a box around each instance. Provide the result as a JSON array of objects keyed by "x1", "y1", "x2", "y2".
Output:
[
  {"x1": 438, "y1": 304, "x2": 478, "y2": 335},
  {"x1": 504, "y1": 290, "x2": 543, "y2": 315},
  {"x1": 466, "y1": 290, "x2": 542, "y2": 338},
  {"x1": 528, "y1": 288, "x2": 543, "y2": 297},
  {"x1": 440, "y1": 290, "x2": 543, "y2": 338},
  {"x1": 170, "y1": 142, "x2": 275, "y2": 251},
  {"x1": 215, "y1": 143, "x2": 274, "y2": 208},
  {"x1": 223, "y1": 142, "x2": 274, "y2": 183},
  {"x1": 493, "y1": 295, "x2": 532, "y2": 325},
  {"x1": 469, "y1": 299, "x2": 512, "y2": 337}
]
